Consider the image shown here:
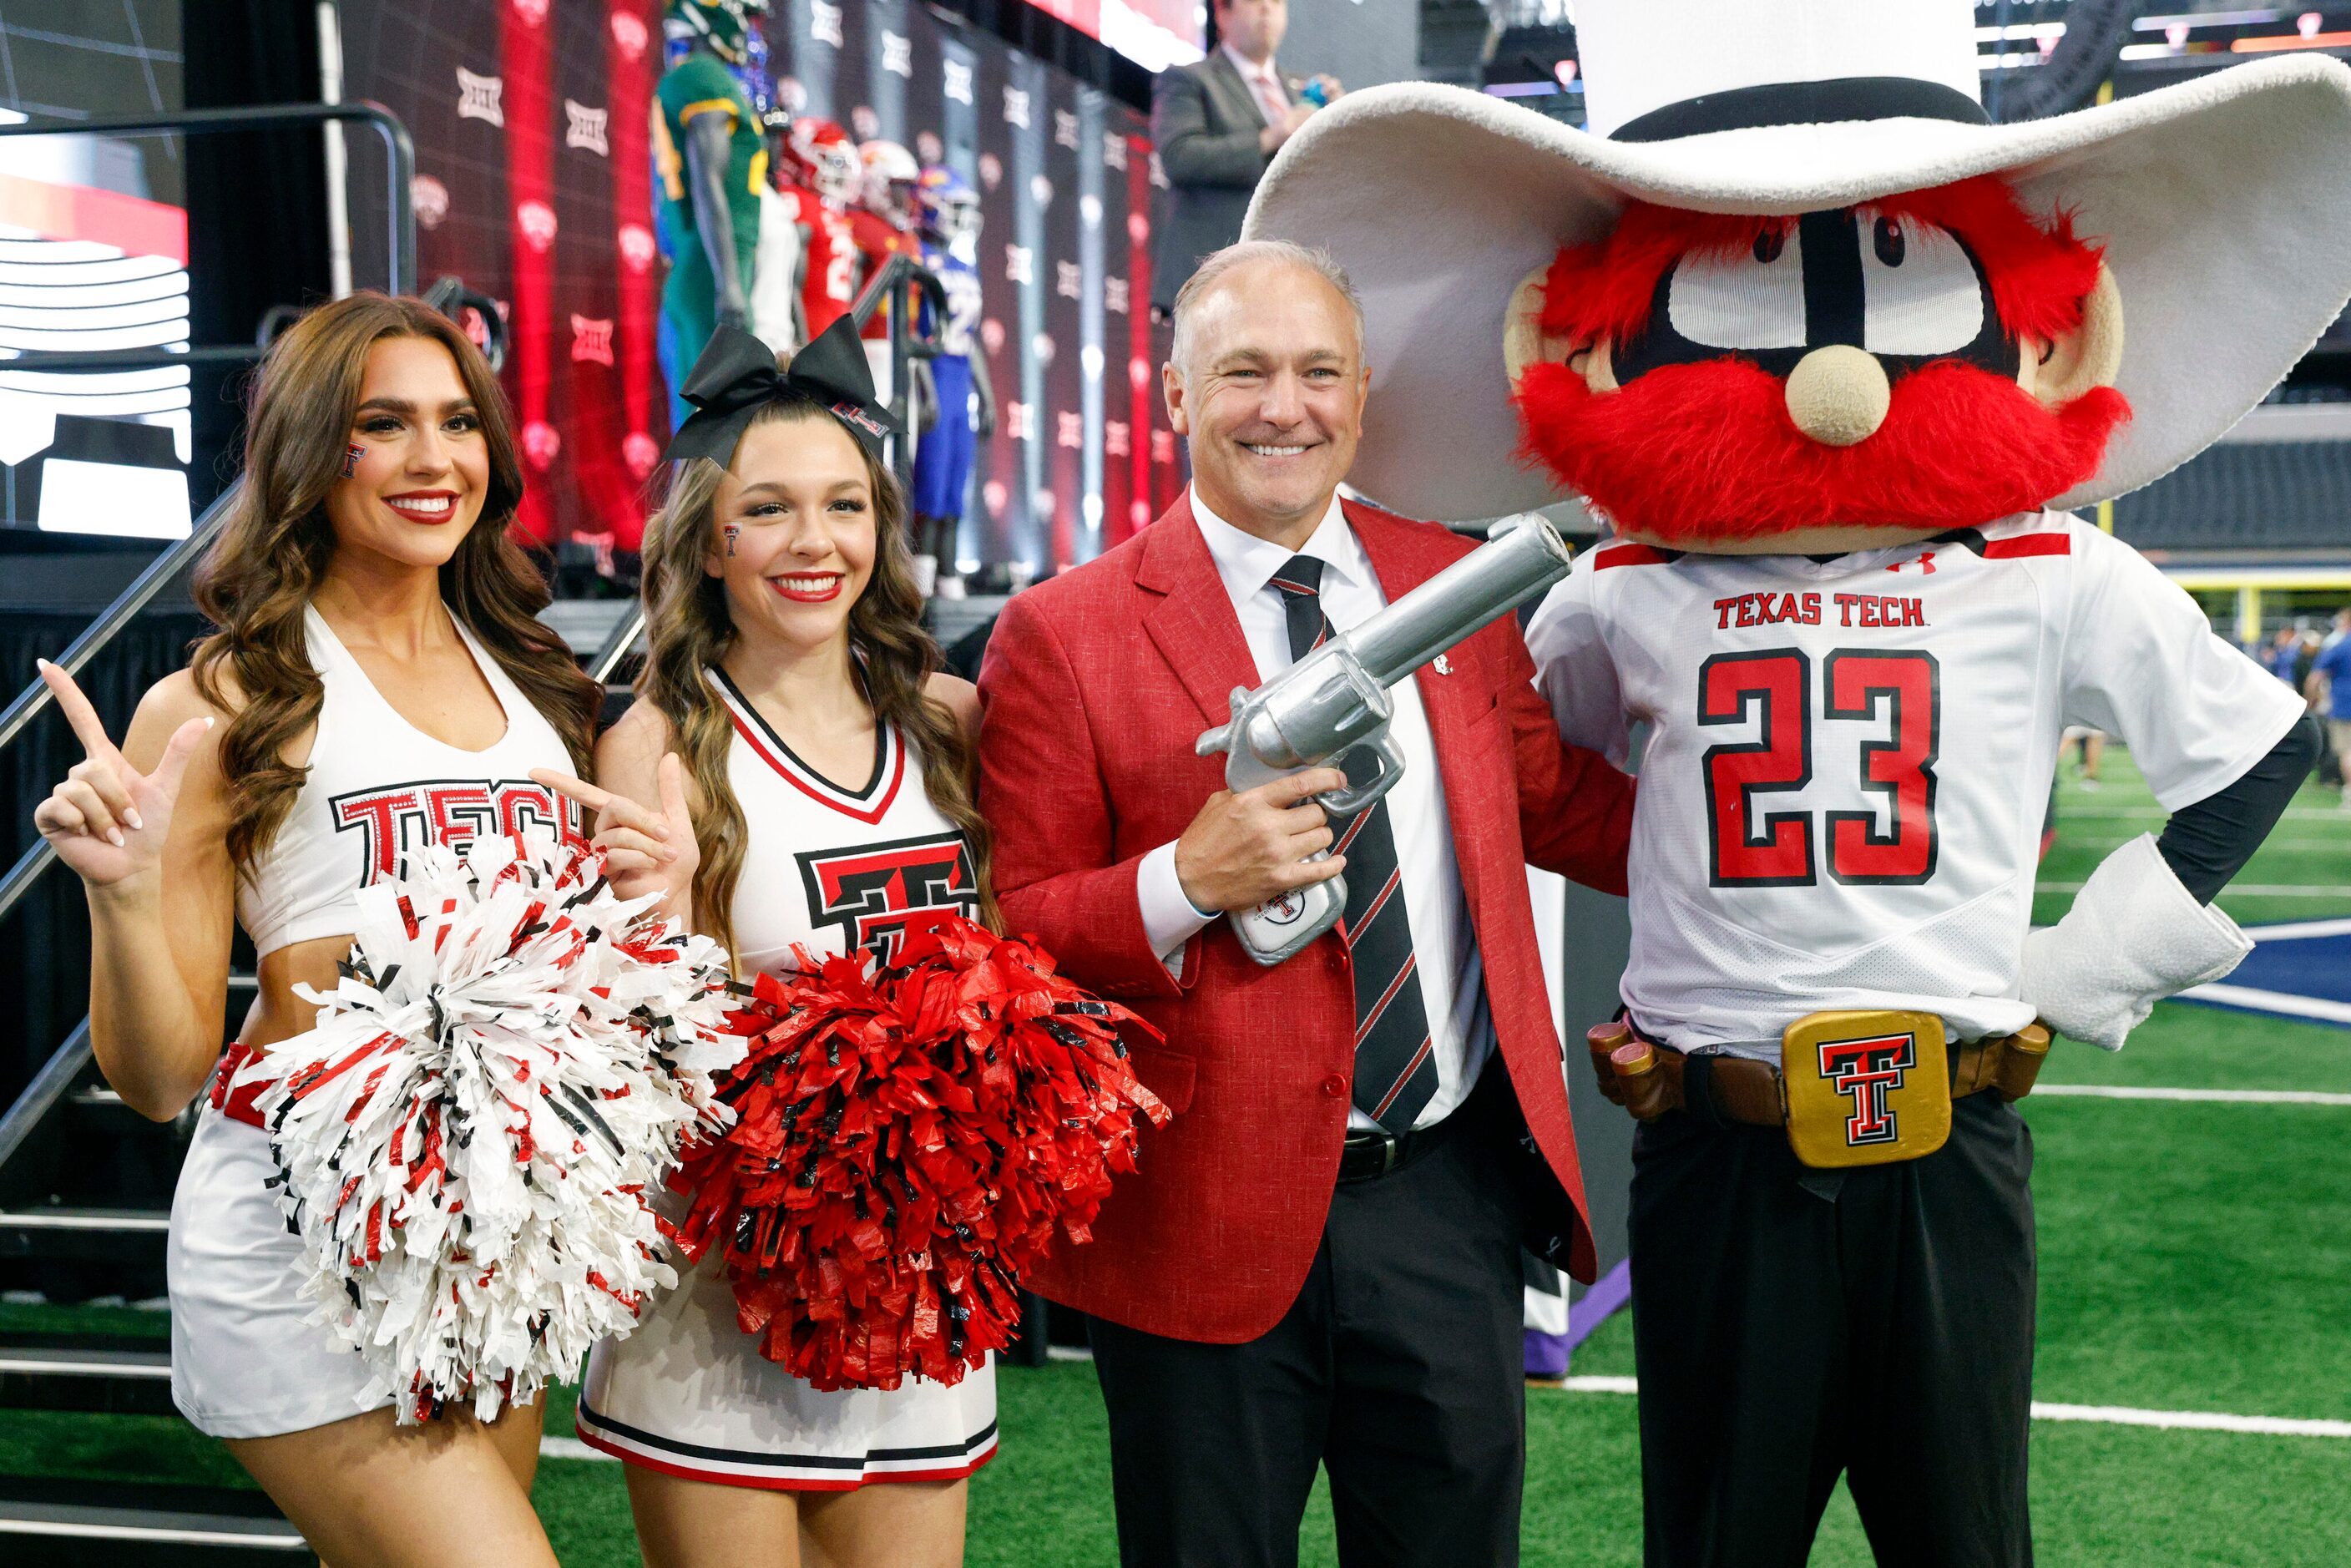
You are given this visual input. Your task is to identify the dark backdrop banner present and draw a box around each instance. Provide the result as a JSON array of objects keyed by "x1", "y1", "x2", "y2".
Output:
[
  {"x1": 339, "y1": 1, "x2": 669, "y2": 552},
  {"x1": 335, "y1": 1, "x2": 1168, "y2": 570},
  {"x1": 0, "y1": 613, "x2": 212, "y2": 1107}
]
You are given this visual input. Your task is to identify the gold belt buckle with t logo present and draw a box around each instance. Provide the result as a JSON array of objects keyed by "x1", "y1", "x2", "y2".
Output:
[{"x1": 1780, "y1": 1009, "x2": 1953, "y2": 1169}]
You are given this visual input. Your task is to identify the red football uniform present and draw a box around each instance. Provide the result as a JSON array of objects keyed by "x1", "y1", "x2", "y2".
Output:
[
  {"x1": 779, "y1": 184, "x2": 858, "y2": 339},
  {"x1": 847, "y1": 208, "x2": 919, "y2": 341}
]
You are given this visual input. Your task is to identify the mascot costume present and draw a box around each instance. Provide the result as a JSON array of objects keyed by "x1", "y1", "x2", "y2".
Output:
[{"x1": 1246, "y1": 2, "x2": 2351, "y2": 1562}]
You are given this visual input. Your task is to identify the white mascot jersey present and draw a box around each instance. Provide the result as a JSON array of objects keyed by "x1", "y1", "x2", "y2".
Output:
[
  {"x1": 1526, "y1": 510, "x2": 2303, "y2": 1059},
  {"x1": 710, "y1": 665, "x2": 981, "y2": 974}
]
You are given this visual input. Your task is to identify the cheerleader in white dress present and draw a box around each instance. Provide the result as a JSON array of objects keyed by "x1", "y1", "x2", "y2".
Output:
[
  {"x1": 33, "y1": 294, "x2": 612, "y2": 1566},
  {"x1": 555, "y1": 316, "x2": 996, "y2": 1568}
]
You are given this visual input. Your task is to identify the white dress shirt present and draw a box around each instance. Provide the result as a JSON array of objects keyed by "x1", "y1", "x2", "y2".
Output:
[
  {"x1": 1221, "y1": 42, "x2": 1289, "y2": 127},
  {"x1": 1135, "y1": 487, "x2": 1493, "y2": 1132}
]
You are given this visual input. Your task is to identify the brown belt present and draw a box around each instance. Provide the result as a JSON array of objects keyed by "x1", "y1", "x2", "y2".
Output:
[{"x1": 1585, "y1": 1019, "x2": 2051, "y2": 1128}]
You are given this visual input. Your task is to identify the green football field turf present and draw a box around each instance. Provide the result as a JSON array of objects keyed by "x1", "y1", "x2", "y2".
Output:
[
  {"x1": 2033, "y1": 746, "x2": 2351, "y2": 928},
  {"x1": 4, "y1": 746, "x2": 2348, "y2": 1563}
]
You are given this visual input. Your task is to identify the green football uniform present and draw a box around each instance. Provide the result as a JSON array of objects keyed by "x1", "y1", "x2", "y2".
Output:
[{"x1": 652, "y1": 51, "x2": 766, "y2": 366}]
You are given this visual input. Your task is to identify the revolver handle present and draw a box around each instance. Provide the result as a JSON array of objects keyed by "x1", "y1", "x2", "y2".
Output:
[{"x1": 1229, "y1": 862, "x2": 1347, "y2": 967}]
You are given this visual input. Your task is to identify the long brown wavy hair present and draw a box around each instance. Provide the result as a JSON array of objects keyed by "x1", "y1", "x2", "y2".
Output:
[
  {"x1": 190, "y1": 291, "x2": 600, "y2": 875},
  {"x1": 636, "y1": 397, "x2": 999, "y2": 961}
]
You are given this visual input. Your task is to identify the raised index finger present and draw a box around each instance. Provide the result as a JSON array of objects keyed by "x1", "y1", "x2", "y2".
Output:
[
  {"x1": 37, "y1": 660, "x2": 119, "y2": 761},
  {"x1": 528, "y1": 766, "x2": 665, "y2": 836},
  {"x1": 656, "y1": 752, "x2": 692, "y2": 832},
  {"x1": 528, "y1": 766, "x2": 614, "y2": 817}
]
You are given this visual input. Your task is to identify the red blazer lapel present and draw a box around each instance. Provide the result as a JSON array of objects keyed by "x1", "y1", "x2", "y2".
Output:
[
  {"x1": 1137, "y1": 494, "x2": 1261, "y2": 731},
  {"x1": 1347, "y1": 501, "x2": 1498, "y2": 917}
]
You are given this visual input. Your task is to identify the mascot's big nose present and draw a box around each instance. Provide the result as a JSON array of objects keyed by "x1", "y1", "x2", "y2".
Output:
[{"x1": 1783, "y1": 345, "x2": 1891, "y2": 447}]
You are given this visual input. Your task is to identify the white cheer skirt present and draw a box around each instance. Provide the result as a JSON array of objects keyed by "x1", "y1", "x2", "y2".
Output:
[
  {"x1": 576, "y1": 1250, "x2": 998, "y2": 1491},
  {"x1": 166, "y1": 1106, "x2": 393, "y2": 1439}
]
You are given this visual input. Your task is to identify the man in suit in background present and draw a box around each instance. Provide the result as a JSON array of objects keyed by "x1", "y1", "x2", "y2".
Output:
[
  {"x1": 976, "y1": 240, "x2": 1636, "y2": 1566},
  {"x1": 1150, "y1": 0, "x2": 1338, "y2": 313}
]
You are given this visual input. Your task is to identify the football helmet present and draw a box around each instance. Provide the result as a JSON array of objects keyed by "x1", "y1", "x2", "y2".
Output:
[
  {"x1": 780, "y1": 117, "x2": 861, "y2": 205},
  {"x1": 914, "y1": 165, "x2": 982, "y2": 246},
  {"x1": 664, "y1": 0, "x2": 768, "y2": 67},
  {"x1": 859, "y1": 140, "x2": 922, "y2": 229}
]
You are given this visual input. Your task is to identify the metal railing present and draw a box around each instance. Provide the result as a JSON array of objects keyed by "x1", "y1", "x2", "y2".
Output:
[
  {"x1": 0, "y1": 1021, "x2": 89, "y2": 1190},
  {"x1": 589, "y1": 254, "x2": 951, "y2": 679},
  {"x1": 13, "y1": 101, "x2": 421, "y2": 291},
  {"x1": 0, "y1": 494, "x2": 235, "y2": 930},
  {"x1": 0, "y1": 104, "x2": 421, "y2": 1144}
]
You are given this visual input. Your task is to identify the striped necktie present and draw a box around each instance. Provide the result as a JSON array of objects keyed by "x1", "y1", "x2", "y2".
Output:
[
  {"x1": 1245, "y1": 63, "x2": 1288, "y2": 126},
  {"x1": 1269, "y1": 554, "x2": 1439, "y2": 1133}
]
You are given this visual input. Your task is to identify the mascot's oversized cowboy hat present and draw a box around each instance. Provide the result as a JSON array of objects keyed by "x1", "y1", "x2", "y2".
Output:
[{"x1": 1241, "y1": 0, "x2": 2351, "y2": 523}]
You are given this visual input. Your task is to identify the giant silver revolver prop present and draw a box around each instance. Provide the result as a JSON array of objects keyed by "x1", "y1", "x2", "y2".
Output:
[{"x1": 1193, "y1": 513, "x2": 1575, "y2": 966}]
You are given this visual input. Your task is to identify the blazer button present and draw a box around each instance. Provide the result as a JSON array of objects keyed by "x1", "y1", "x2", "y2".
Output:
[{"x1": 1321, "y1": 1073, "x2": 1347, "y2": 1098}]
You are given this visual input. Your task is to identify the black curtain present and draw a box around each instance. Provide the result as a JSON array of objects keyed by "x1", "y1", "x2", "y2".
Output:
[
  {"x1": 183, "y1": 0, "x2": 331, "y2": 512},
  {"x1": 0, "y1": 3, "x2": 324, "y2": 1109},
  {"x1": 0, "y1": 614, "x2": 213, "y2": 1108}
]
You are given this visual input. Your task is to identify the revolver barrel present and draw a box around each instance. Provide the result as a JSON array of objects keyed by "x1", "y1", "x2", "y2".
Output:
[{"x1": 1349, "y1": 514, "x2": 1573, "y2": 689}]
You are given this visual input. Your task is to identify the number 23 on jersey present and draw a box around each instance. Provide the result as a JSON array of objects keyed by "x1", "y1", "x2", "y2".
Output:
[{"x1": 1698, "y1": 648, "x2": 1940, "y2": 888}]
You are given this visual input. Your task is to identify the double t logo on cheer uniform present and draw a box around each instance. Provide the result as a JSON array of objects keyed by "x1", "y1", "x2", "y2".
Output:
[{"x1": 795, "y1": 830, "x2": 978, "y2": 964}]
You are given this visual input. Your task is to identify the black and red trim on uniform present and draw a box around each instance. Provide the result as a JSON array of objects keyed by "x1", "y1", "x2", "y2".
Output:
[{"x1": 710, "y1": 665, "x2": 906, "y2": 826}]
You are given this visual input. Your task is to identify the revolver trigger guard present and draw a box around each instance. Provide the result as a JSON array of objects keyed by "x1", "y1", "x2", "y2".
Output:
[{"x1": 1315, "y1": 732, "x2": 1408, "y2": 817}]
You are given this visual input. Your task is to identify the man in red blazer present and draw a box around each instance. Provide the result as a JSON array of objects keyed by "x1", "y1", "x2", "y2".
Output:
[{"x1": 976, "y1": 240, "x2": 1634, "y2": 1567}]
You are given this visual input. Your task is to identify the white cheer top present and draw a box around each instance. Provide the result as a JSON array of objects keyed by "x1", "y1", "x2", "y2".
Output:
[
  {"x1": 234, "y1": 604, "x2": 584, "y2": 959},
  {"x1": 710, "y1": 665, "x2": 981, "y2": 977}
]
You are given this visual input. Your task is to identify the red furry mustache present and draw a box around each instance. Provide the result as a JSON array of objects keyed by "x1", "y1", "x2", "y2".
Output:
[{"x1": 1513, "y1": 357, "x2": 2129, "y2": 545}]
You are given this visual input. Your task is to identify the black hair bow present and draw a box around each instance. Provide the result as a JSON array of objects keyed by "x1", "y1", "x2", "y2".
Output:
[{"x1": 663, "y1": 312, "x2": 902, "y2": 466}]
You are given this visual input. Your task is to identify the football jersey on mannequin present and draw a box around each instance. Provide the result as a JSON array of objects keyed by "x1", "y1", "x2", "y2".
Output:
[
  {"x1": 778, "y1": 184, "x2": 858, "y2": 341},
  {"x1": 651, "y1": 51, "x2": 765, "y2": 354}
]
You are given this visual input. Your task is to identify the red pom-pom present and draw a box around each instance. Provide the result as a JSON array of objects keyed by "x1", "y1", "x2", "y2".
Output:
[{"x1": 669, "y1": 915, "x2": 1169, "y2": 1391}]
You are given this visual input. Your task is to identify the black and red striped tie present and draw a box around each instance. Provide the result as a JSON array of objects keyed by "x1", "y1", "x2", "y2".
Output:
[{"x1": 1270, "y1": 555, "x2": 1438, "y2": 1133}]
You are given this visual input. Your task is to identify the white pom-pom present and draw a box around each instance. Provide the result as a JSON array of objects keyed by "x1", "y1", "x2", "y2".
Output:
[{"x1": 236, "y1": 832, "x2": 742, "y2": 1424}]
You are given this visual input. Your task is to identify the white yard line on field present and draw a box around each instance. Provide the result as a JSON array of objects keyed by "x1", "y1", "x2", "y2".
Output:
[
  {"x1": 2241, "y1": 918, "x2": 2351, "y2": 940},
  {"x1": 2032, "y1": 1085, "x2": 2351, "y2": 1105},
  {"x1": 2040, "y1": 885, "x2": 2351, "y2": 901},
  {"x1": 540, "y1": 1436, "x2": 612, "y2": 1462},
  {"x1": 2177, "y1": 983, "x2": 2351, "y2": 1025},
  {"x1": 1550, "y1": 1379, "x2": 2351, "y2": 1437},
  {"x1": 1561, "y1": 1375, "x2": 1640, "y2": 1394},
  {"x1": 2025, "y1": 1404, "x2": 2351, "y2": 1438}
]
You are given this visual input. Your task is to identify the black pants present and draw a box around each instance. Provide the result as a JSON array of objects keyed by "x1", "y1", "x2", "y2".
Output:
[
  {"x1": 1630, "y1": 1091, "x2": 2037, "y2": 1568},
  {"x1": 1087, "y1": 1078, "x2": 1529, "y2": 1568}
]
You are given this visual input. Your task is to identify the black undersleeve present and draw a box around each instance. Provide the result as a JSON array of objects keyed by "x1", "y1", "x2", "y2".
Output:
[{"x1": 2157, "y1": 713, "x2": 2322, "y2": 904}]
